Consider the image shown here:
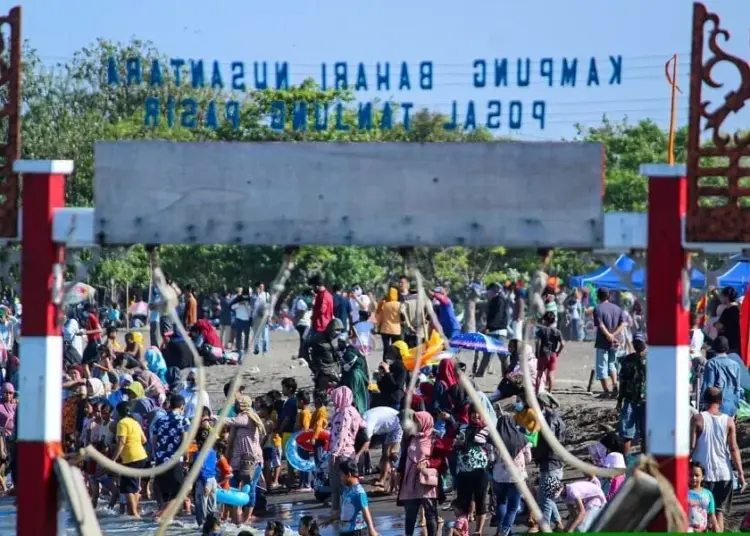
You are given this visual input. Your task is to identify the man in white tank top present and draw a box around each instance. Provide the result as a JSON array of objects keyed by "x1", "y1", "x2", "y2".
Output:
[{"x1": 690, "y1": 386, "x2": 746, "y2": 532}]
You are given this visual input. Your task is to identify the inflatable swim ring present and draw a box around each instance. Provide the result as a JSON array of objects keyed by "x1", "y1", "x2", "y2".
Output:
[
  {"x1": 402, "y1": 331, "x2": 446, "y2": 371},
  {"x1": 295, "y1": 430, "x2": 330, "y2": 453},
  {"x1": 217, "y1": 484, "x2": 252, "y2": 507},
  {"x1": 285, "y1": 430, "x2": 316, "y2": 472},
  {"x1": 216, "y1": 464, "x2": 263, "y2": 507}
]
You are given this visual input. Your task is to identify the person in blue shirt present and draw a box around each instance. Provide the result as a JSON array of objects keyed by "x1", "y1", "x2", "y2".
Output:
[
  {"x1": 193, "y1": 427, "x2": 218, "y2": 526},
  {"x1": 429, "y1": 288, "x2": 461, "y2": 339},
  {"x1": 333, "y1": 285, "x2": 352, "y2": 332},
  {"x1": 703, "y1": 336, "x2": 743, "y2": 417},
  {"x1": 323, "y1": 458, "x2": 377, "y2": 536}
]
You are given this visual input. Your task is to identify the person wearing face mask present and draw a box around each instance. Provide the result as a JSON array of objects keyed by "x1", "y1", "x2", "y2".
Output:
[
  {"x1": 339, "y1": 340, "x2": 370, "y2": 416},
  {"x1": 180, "y1": 368, "x2": 211, "y2": 420},
  {"x1": 304, "y1": 318, "x2": 344, "y2": 390},
  {"x1": 512, "y1": 394, "x2": 540, "y2": 436},
  {"x1": 108, "y1": 374, "x2": 133, "y2": 411}
]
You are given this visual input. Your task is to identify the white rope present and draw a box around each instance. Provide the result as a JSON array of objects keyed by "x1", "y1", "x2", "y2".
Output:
[
  {"x1": 153, "y1": 250, "x2": 296, "y2": 535},
  {"x1": 457, "y1": 372, "x2": 550, "y2": 532},
  {"x1": 517, "y1": 343, "x2": 625, "y2": 479},
  {"x1": 78, "y1": 266, "x2": 208, "y2": 479},
  {"x1": 400, "y1": 266, "x2": 549, "y2": 531}
]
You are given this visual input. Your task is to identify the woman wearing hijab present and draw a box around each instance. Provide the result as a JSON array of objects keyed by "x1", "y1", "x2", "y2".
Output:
[
  {"x1": 430, "y1": 358, "x2": 470, "y2": 484},
  {"x1": 0, "y1": 382, "x2": 16, "y2": 439},
  {"x1": 224, "y1": 395, "x2": 265, "y2": 523},
  {"x1": 144, "y1": 346, "x2": 168, "y2": 384},
  {"x1": 134, "y1": 369, "x2": 167, "y2": 406},
  {"x1": 454, "y1": 405, "x2": 491, "y2": 535},
  {"x1": 377, "y1": 287, "x2": 403, "y2": 357},
  {"x1": 398, "y1": 411, "x2": 439, "y2": 536},
  {"x1": 376, "y1": 341, "x2": 408, "y2": 409},
  {"x1": 493, "y1": 414, "x2": 532, "y2": 535},
  {"x1": 328, "y1": 386, "x2": 365, "y2": 520},
  {"x1": 0, "y1": 382, "x2": 15, "y2": 492},
  {"x1": 339, "y1": 344, "x2": 370, "y2": 416}
]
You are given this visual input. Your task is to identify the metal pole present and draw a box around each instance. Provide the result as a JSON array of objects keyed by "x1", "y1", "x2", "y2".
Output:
[
  {"x1": 642, "y1": 163, "x2": 690, "y2": 528},
  {"x1": 13, "y1": 160, "x2": 73, "y2": 536}
]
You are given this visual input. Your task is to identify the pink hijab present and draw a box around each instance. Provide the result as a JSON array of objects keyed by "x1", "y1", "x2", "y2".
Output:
[
  {"x1": 329, "y1": 386, "x2": 363, "y2": 457},
  {"x1": 409, "y1": 411, "x2": 434, "y2": 462}
]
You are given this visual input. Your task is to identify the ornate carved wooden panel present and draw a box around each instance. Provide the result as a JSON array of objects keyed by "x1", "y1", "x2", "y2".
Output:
[
  {"x1": 686, "y1": 3, "x2": 750, "y2": 243},
  {"x1": 0, "y1": 7, "x2": 21, "y2": 238}
]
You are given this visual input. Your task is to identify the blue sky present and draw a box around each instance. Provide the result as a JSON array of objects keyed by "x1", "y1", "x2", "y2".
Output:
[{"x1": 17, "y1": 0, "x2": 750, "y2": 140}]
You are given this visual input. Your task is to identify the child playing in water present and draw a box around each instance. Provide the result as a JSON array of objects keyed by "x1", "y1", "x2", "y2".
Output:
[
  {"x1": 311, "y1": 390, "x2": 329, "y2": 464},
  {"x1": 295, "y1": 391, "x2": 313, "y2": 491},
  {"x1": 258, "y1": 397, "x2": 282, "y2": 490},
  {"x1": 89, "y1": 440, "x2": 119, "y2": 509},
  {"x1": 215, "y1": 441, "x2": 233, "y2": 521},
  {"x1": 323, "y1": 459, "x2": 377, "y2": 536}
]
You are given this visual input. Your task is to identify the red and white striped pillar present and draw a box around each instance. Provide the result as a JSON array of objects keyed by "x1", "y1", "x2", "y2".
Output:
[
  {"x1": 642, "y1": 163, "x2": 690, "y2": 526},
  {"x1": 13, "y1": 160, "x2": 73, "y2": 536}
]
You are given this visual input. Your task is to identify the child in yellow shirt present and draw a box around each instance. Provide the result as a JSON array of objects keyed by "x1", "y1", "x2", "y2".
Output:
[
  {"x1": 294, "y1": 391, "x2": 313, "y2": 490},
  {"x1": 311, "y1": 390, "x2": 329, "y2": 463},
  {"x1": 258, "y1": 397, "x2": 282, "y2": 489}
]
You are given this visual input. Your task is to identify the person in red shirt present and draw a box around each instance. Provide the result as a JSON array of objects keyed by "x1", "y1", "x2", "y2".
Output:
[
  {"x1": 82, "y1": 305, "x2": 104, "y2": 362},
  {"x1": 85, "y1": 305, "x2": 103, "y2": 342},
  {"x1": 309, "y1": 275, "x2": 333, "y2": 334}
]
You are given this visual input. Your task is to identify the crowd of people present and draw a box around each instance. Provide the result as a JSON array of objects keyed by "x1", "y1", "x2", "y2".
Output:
[{"x1": 0, "y1": 267, "x2": 747, "y2": 535}]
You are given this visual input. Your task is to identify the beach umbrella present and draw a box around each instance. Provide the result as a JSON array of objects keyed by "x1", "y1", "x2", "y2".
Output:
[
  {"x1": 63, "y1": 283, "x2": 96, "y2": 306},
  {"x1": 449, "y1": 332, "x2": 508, "y2": 354}
]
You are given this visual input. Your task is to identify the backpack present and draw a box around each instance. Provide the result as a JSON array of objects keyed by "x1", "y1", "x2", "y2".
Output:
[{"x1": 63, "y1": 341, "x2": 82, "y2": 367}]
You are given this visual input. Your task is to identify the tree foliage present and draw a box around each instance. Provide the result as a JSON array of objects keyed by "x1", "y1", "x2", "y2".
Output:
[{"x1": 13, "y1": 38, "x2": 689, "y2": 300}]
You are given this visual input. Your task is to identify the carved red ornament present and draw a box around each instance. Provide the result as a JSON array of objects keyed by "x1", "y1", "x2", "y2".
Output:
[{"x1": 687, "y1": 3, "x2": 750, "y2": 243}]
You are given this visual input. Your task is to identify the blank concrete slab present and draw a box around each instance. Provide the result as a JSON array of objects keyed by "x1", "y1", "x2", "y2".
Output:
[{"x1": 94, "y1": 141, "x2": 604, "y2": 247}]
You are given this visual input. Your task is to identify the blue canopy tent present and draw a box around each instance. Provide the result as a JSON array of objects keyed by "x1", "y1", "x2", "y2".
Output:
[
  {"x1": 716, "y1": 257, "x2": 750, "y2": 293},
  {"x1": 570, "y1": 254, "x2": 637, "y2": 289},
  {"x1": 629, "y1": 267, "x2": 706, "y2": 290}
]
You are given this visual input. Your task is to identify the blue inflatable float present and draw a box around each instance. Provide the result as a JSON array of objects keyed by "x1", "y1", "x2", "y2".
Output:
[
  {"x1": 216, "y1": 464, "x2": 264, "y2": 507},
  {"x1": 217, "y1": 484, "x2": 252, "y2": 507},
  {"x1": 285, "y1": 430, "x2": 315, "y2": 473}
]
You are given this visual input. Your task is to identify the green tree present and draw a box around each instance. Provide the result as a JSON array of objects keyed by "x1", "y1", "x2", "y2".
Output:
[{"x1": 573, "y1": 117, "x2": 688, "y2": 212}]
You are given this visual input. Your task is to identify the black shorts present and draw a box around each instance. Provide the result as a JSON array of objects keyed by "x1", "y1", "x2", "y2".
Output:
[
  {"x1": 119, "y1": 459, "x2": 147, "y2": 494},
  {"x1": 705, "y1": 480, "x2": 733, "y2": 514},
  {"x1": 456, "y1": 468, "x2": 489, "y2": 516},
  {"x1": 155, "y1": 464, "x2": 186, "y2": 502}
]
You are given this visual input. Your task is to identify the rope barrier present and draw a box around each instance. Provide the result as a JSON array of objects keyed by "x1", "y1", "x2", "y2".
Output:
[
  {"x1": 63, "y1": 245, "x2": 684, "y2": 534},
  {"x1": 152, "y1": 249, "x2": 296, "y2": 534},
  {"x1": 77, "y1": 267, "x2": 209, "y2": 480}
]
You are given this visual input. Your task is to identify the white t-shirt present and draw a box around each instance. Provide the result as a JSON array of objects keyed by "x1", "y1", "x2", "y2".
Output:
[
  {"x1": 363, "y1": 406, "x2": 400, "y2": 438},
  {"x1": 63, "y1": 318, "x2": 84, "y2": 356},
  {"x1": 179, "y1": 387, "x2": 211, "y2": 420},
  {"x1": 690, "y1": 328, "x2": 705, "y2": 358}
]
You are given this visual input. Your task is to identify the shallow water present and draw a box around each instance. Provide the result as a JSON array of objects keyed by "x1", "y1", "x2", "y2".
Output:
[{"x1": 0, "y1": 498, "x2": 407, "y2": 536}]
